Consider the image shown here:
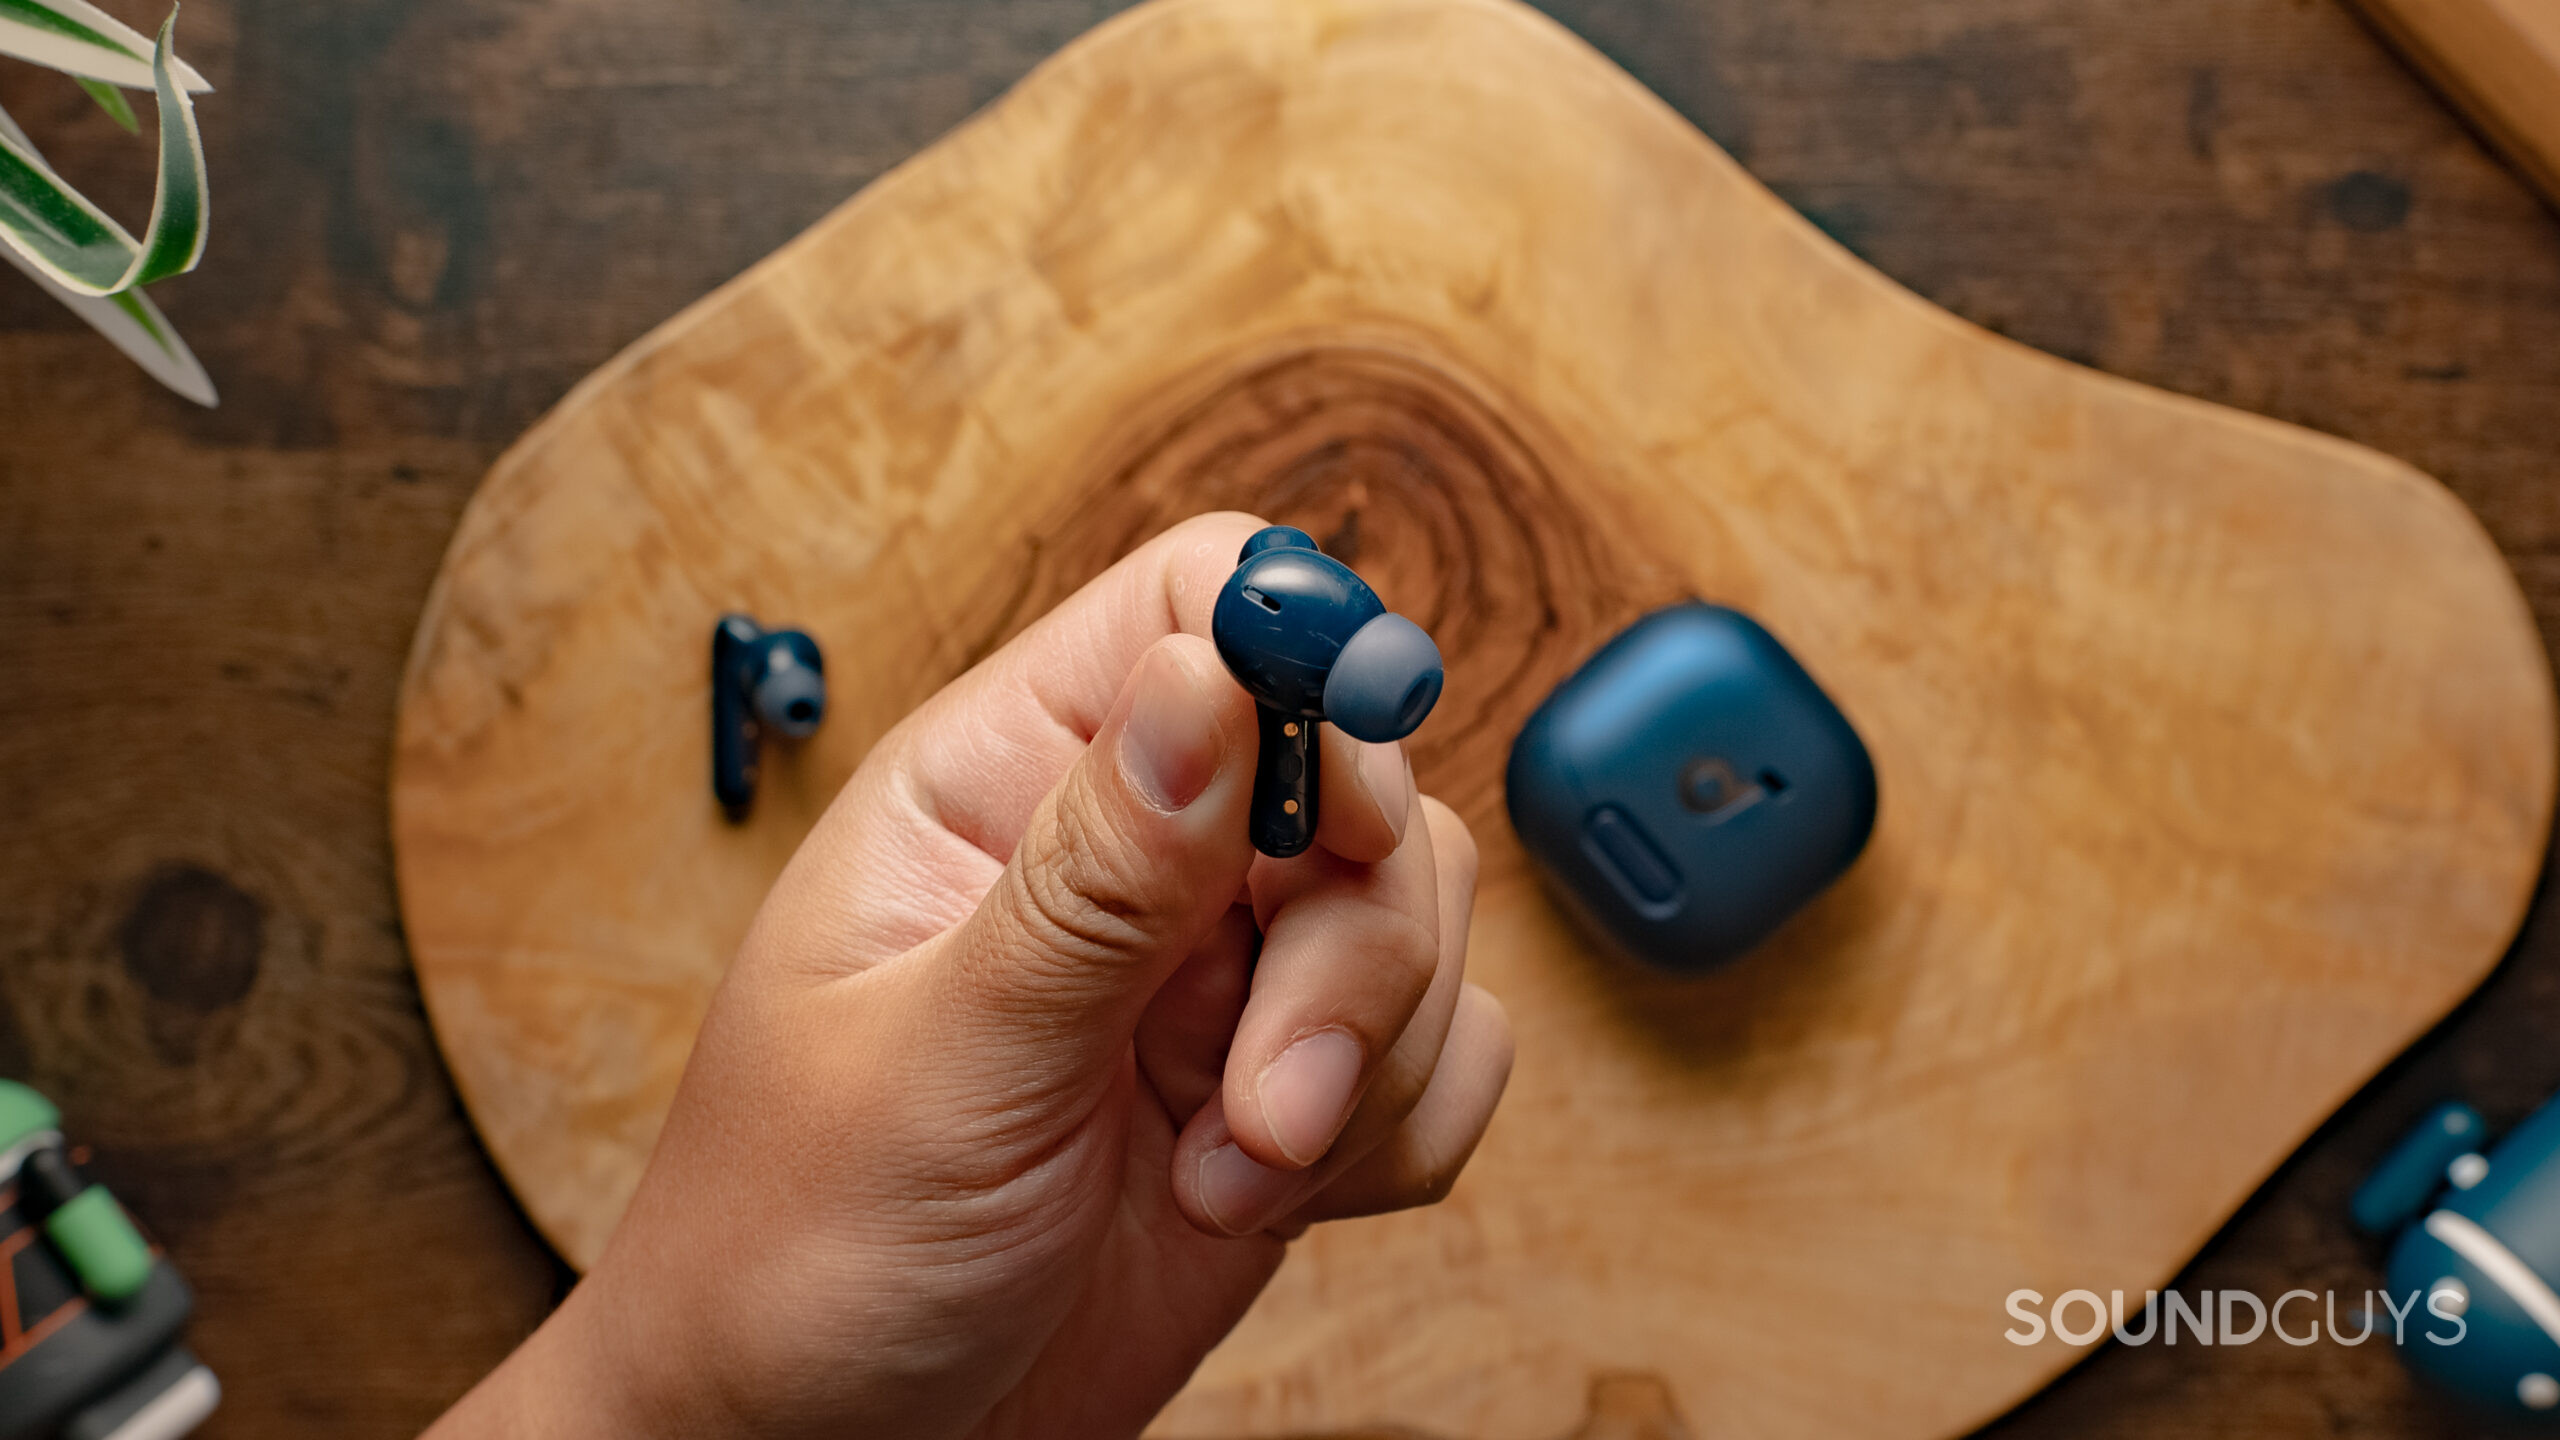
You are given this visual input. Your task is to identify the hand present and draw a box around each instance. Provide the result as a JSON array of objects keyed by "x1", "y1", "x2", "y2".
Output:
[{"x1": 426, "y1": 513, "x2": 1513, "y2": 1440}]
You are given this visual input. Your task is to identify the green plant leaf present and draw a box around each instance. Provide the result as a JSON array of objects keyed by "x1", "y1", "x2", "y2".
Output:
[
  {"x1": 0, "y1": 0, "x2": 209, "y2": 93},
  {"x1": 0, "y1": 222, "x2": 212, "y2": 403},
  {"x1": 76, "y1": 74, "x2": 138, "y2": 132},
  {"x1": 0, "y1": 98, "x2": 214, "y2": 404},
  {"x1": 0, "y1": 6, "x2": 204, "y2": 296}
]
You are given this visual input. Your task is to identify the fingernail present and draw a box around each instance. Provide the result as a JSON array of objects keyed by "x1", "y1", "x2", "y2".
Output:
[
  {"x1": 1118, "y1": 648, "x2": 1226, "y2": 813},
  {"x1": 1257, "y1": 1029, "x2": 1365, "y2": 1167},
  {"x1": 1197, "y1": 1142, "x2": 1303, "y2": 1235},
  {"x1": 1357, "y1": 741, "x2": 1411, "y2": 843}
]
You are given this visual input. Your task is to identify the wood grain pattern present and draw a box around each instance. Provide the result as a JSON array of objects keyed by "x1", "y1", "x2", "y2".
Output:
[
  {"x1": 2349, "y1": 0, "x2": 2560, "y2": 208},
  {"x1": 387, "y1": 2, "x2": 2556, "y2": 1437}
]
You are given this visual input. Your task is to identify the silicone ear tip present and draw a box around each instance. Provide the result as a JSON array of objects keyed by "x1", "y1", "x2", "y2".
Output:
[
  {"x1": 1239, "y1": 525, "x2": 1319, "y2": 561},
  {"x1": 1324, "y1": 613, "x2": 1443, "y2": 742},
  {"x1": 754, "y1": 662, "x2": 827, "y2": 739}
]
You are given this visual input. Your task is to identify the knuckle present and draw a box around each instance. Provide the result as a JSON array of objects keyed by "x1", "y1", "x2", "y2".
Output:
[
  {"x1": 1378, "y1": 1132, "x2": 1464, "y2": 1211},
  {"x1": 1362, "y1": 1045, "x2": 1435, "y2": 1131},
  {"x1": 1377, "y1": 905, "x2": 1441, "y2": 991},
  {"x1": 1419, "y1": 1159, "x2": 1461, "y2": 1205},
  {"x1": 1408, "y1": 1102, "x2": 1493, "y2": 1207}
]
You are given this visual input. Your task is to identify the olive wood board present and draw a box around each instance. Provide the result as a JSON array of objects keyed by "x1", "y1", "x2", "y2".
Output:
[
  {"x1": 388, "y1": 1, "x2": 2558, "y2": 1435},
  {"x1": 2350, "y1": 0, "x2": 2560, "y2": 209}
]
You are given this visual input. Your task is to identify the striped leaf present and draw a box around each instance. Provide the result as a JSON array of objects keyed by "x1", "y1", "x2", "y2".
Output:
[
  {"x1": 76, "y1": 74, "x2": 139, "y2": 132},
  {"x1": 0, "y1": 98, "x2": 214, "y2": 404},
  {"x1": 0, "y1": 0, "x2": 208, "y2": 93},
  {"x1": 0, "y1": 7, "x2": 205, "y2": 296}
]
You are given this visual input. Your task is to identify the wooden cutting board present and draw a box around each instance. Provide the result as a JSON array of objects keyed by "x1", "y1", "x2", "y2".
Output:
[
  {"x1": 2351, "y1": 0, "x2": 2560, "y2": 209},
  {"x1": 388, "y1": 1, "x2": 2557, "y2": 1435}
]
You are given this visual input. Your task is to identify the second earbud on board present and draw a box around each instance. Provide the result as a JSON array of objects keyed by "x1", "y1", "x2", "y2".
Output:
[
  {"x1": 712, "y1": 614, "x2": 826, "y2": 821},
  {"x1": 1210, "y1": 525, "x2": 1444, "y2": 857}
]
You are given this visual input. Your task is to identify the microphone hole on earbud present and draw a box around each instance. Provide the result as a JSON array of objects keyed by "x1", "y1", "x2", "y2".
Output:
[
  {"x1": 1243, "y1": 586, "x2": 1281, "y2": 614},
  {"x1": 1758, "y1": 768, "x2": 1789, "y2": 797}
]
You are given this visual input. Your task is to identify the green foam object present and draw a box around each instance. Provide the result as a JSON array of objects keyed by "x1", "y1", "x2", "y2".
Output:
[
  {"x1": 0, "y1": 1080, "x2": 153, "y2": 1304},
  {"x1": 44, "y1": 1187, "x2": 151, "y2": 1305},
  {"x1": 0, "y1": 1079, "x2": 60, "y2": 1151}
]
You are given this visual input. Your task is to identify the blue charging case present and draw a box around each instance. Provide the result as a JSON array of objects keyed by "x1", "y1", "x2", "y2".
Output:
[{"x1": 1505, "y1": 603, "x2": 1878, "y2": 971}]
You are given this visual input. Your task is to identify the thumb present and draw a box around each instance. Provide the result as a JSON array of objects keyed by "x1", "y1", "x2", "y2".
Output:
[{"x1": 927, "y1": 634, "x2": 1260, "y2": 1085}]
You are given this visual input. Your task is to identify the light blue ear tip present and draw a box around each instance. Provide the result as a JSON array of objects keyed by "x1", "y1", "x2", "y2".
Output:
[
  {"x1": 1239, "y1": 525, "x2": 1319, "y2": 561},
  {"x1": 754, "y1": 662, "x2": 826, "y2": 739},
  {"x1": 1326, "y1": 613, "x2": 1444, "y2": 742}
]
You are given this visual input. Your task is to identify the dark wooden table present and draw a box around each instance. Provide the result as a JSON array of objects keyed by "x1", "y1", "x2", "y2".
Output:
[{"x1": 2, "y1": 1, "x2": 2556, "y2": 1435}]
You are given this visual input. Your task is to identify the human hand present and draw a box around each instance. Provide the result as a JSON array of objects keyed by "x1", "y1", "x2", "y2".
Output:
[{"x1": 427, "y1": 512, "x2": 1512, "y2": 1440}]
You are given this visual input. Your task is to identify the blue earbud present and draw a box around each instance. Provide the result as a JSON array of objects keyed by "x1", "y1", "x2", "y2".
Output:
[
  {"x1": 713, "y1": 614, "x2": 826, "y2": 820},
  {"x1": 1211, "y1": 526, "x2": 1444, "y2": 856},
  {"x1": 2356, "y1": 1094, "x2": 2560, "y2": 1421}
]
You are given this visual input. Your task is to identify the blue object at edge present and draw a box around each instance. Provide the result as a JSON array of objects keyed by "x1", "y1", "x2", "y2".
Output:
[
  {"x1": 2354, "y1": 1101, "x2": 2488, "y2": 1236},
  {"x1": 2369, "y1": 1091, "x2": 2560, "y2": 1422}
]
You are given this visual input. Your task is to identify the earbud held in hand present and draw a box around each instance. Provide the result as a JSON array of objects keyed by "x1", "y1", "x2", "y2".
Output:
[
  {"x1": 713, "y1": 614, "x2": 827, "y2": 820},
  {"x1": 1211, "y1": 525, "x2": 1444, "y2": 857}
]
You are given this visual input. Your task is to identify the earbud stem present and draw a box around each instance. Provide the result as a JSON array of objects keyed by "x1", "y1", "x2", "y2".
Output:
[
  {"x1": 712, "y1": 615, "x2": 764, "y2": 819},
  {"x1": 1251, "y1": 705, "x2": 1319, "y2": 858}
]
